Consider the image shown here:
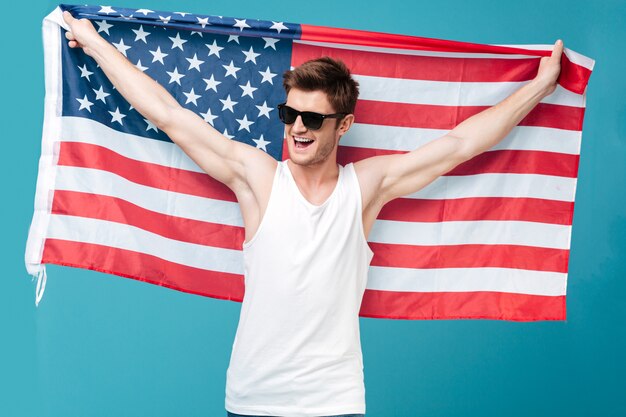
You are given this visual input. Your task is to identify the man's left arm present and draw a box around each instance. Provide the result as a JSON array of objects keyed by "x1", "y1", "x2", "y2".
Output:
[{"x1": 356, "y1": 40, "x2": 564, "y2": 216}]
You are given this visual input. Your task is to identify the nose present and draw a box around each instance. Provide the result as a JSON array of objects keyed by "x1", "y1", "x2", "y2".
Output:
[{"x1": 291, "y1": 115, "x2": 308, "y2": 133}]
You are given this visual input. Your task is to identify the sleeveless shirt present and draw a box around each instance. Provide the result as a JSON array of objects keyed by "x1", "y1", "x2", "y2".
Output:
[{"x1": 225, "y1": 160, "x2": 374, "y2": 417}]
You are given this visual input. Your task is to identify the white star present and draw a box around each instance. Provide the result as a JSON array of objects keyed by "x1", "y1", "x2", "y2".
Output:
[
  {"x1": 200, "y1": 108, "x2": 218, "y2": 125},
  {"x1": 252, "y1": 134, "x2": 271, "y2": 152},
  {"x1": 149, "y1": 46, "x2": 168, "y2": 64},
  {"x1": 95, "y1": 20, "x2": 113, "y2": 35},
  {"x1": 77, "y1": 64, "x2": 93, "y2": 81},
  {"x1": 109, "y1": 107, "x2": 126, "y2": 125},
  {"x1": 169, "y1": 32, "x2": 187, "y2": 50},
  {"x1": 166, "y1": 67, "x2": 185, "y2": 85},
  {"x1": 258, "y1": 66, "x2": 277, "y2": 84},
  {"x1": 203, "y1": 74, "x2": 221, "y2": 92},
  {"x1": 239, "y1": 81, "x2": 257, "y2": 98},
  {"x1": 236, "y1": 114, "x2": 254, "y2": 132},
  {"x1": 190, "y1": 31, "x2": 203, "y2": 37},
  {"x1": 119, "y1": 14, "x2": 136, "y2": 21},
  {"x1": 196, "y1": 17, "x2": 210, "y2": 28},
  {"x1": 219, "y1": 95, "x2": 238, "y2": 112},
  {"x1": 76, "y1": 95, "x2": 94, "y2": 112},
  {"x1": 174, "y1": 11, "x2": 190, "y2": 16},
  {"x1": 222, "y1": 60, "x2": 241, "y2": 79},
  {"x1": 135, "y1": 8, "x2": 154, "y2": 15},
  {"x1": 132, "y1": 25, "x2": 150, "y2": 43},
  {"x1": 255, "y1": 101, "x2": 273, "y2": 118},
  {"x1": 270, "y1": 21, "x2": 288, "y2": 33},
  {"x1": 233, "y1": 18, "x2": 250, "y2": 31},
  {"x1": 158, "y1": 15, "x2": 171, "y2": 24},
  {"x1": 222, "y1": 128, "x2": 234, "y2": 140},
  {"x1": 206, "y1": 40, "x2": 223, "y2": 58},
  {"x1": 92, "y1": 86, "x2": 110, "y2": 103},
  {"x1": 262, "y1": 37, "x2": 279, "y2": 50},
  {"x1": 186, "y1": 53, "x2": 204, "y2": 71},
  {"x1": 112, "y1": 38, "x2": 131, "y2": 56},
  {"x1": 144, "y1": 118, "x2": 158, "y2": 132},
  {"x1": 134, "y1": 59, "x2": 148, "y2": 72},
  {"x1": 183, "y1": 88, "x2": 201, "y2": 105},
  {"x1": 242, "y1": 46, "x2": 260, "y2": 64},
  {"x1": 99, "y1": 6, "x2": 116, "y2": 14},
  {"x1": 227, "y1": 35, "x2": 240, "y2": 44}
]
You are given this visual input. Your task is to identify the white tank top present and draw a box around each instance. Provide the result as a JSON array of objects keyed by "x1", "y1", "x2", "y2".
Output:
[{"x1": 225, "y1": 160, "x2": 374, "y2": 417}]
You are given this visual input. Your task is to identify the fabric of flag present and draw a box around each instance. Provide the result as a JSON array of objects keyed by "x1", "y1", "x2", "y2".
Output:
[{"x1": 26, "y1": 3, "x2": 594, "y2": 320}]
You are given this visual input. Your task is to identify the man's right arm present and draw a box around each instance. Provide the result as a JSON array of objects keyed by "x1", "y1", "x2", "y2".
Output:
[{"x1": 61, "y1": 11, "x2": 276, "y2": 194}]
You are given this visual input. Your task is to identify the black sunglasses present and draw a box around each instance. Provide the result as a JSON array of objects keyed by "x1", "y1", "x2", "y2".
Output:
[{"x1": 277, "y1": 103, "x2": 348, "y2": 130}]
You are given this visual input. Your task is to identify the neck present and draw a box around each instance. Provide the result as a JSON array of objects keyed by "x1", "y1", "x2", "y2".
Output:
[{"x1": 287, "y1": 154, "x2": 339, "y2": 188}]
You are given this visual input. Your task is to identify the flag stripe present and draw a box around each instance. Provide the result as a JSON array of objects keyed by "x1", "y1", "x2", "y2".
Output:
[
  {"x1": 369, "y1": 242, "x2": 569, "y2": 273},
  {"x1": 359, "y1": 289, "x2": 565, "y2": 321},
  {"x1": 57, "y1": 141, "x2": 237, "y2": 201},
  {"x1": 51, "y1": 190, "x2": 245, "y2": 250},
  {"x1": 42, "y1": 239, "x2": 245, "y2": 301},
  {"x1": 378, "y1": 197, "x2": 574, "y2": 224}
]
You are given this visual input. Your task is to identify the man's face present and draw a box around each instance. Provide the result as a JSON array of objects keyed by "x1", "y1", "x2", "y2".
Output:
[{"x1": 284, "y1": 88, "x2": 352, "y2": 167}]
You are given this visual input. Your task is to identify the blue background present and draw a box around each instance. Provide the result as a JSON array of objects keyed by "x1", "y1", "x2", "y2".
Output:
[{"x1": 3, "y1": 0, "x2": 625, "y2": 416}]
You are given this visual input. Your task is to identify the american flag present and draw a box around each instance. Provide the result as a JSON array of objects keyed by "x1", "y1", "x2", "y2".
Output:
[{"x1": 25, "y1": 4, "x2": 594, "y2": 320}]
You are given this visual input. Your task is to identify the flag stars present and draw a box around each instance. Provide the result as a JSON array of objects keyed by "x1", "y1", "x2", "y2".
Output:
[
  {"x1": 222, "y1": 60, "x2": 241, "y2": 79},
  {"x1": 166, "y1": 67, "x2": 185, "y2": 85},
  {"x1": 77, "y1": 64, "x2": 93, "y2": 81},
  {"x1": 219, "y1": 95, "x2": 238, "y2": 112},
  {"x1": 197, "y1": 17, "x2": 210, "y2": 28},
  {"x1": 239, "y1": 81, "x2": 257, "y2": 99},
  {"x1": 256, "y1": 101, "x2": 273, "y2": 118},
  {"x1": 236, "y1": 114, "x2": 254, "y2": 132},
  {"x1": 109, "y1": 107, "x2": 126, "y2": 125},
  {"x1": 222, "y1": 128, "x2": 234, "y2": 140},
  {"x1": 259, "y1": 66, "x2": 277, "y2": 84},
  {"x1": 200, "y1": 108, "x2": 218, "y2": 125},
  {"x1": 135, "y1": 8, "x2": 154, "y2": 15},
  {"x1": 112, "y1": 38, "x2": 131, "y2": 56},
  {"x1": 98, "y1": 6, "x2": 116, "y2": 14},
  {"x1": 233, "y1": 19, "x2": 250, "y2": 31},
  {"x1": 149, "y1": 46, "x2": 168, "y2": 64},
  {"x1": 206, "y1": 40, "x2": 223, "y2": 58},
  {"x1": 203, "y1": 74, "x2": 221, "y2": 92},
  {"x1": 76, "y1": 95, "x2": 94, "y2": 112},
  {"x1": 169, "y1": 32, "x2": 187, "y2": 50},
  {"x1": 144, "y1": 118, "x2": 158, "y2": 132},
  {"x1": 228, "y1": 35, "x2": 240, "y2": 44},
  {"x1": 252, "y1": 134, "x2": 271, "y2": 152},
  {"x1": 183, "y1": 88, "x2": 201, "y2": 105},
  {"x1": 92, "y1": 85, "x2": 110, "y2": 103},
  {"x1": 158, "y1": 15, "x2": 172, "y2": 24},
  {"x1": 242, "y1": 46, "x2": 260, "y2": 64},
  {"x1": 262, "y1": 37, "x2": 279, "y2": 50},
  {"x1": 134, "y1": 59, "x2": 148, "y2": 72},
  {"x1": 186, "y1": 54, "x2": 204, "y2": 71},
  {"x1": 270, "y1": 21, "x2": 288, "y2": 33},
  {"x1": 132, "y1": 25, "x2": 151, "y2": 43},
  {"x1": 95, "y1": 20, "x2": 113, "y2": 35}
]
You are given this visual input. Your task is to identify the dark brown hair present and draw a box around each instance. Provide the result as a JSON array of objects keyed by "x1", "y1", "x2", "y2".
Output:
[{"x1": 283, "y1": 57, "x2": 360, "y2": 114}]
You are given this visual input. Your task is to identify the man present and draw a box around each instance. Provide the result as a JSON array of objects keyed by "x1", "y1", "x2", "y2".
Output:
[{"x1": 62, "y1": 10, "x2": 563, "y2": 417}]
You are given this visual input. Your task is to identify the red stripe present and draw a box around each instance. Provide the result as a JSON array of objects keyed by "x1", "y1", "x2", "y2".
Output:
[
  {"x1": 369, "y1": 242, "x2": 569, "y2": 273},
  {"x1": 51, "y1": 190, "x2": 244, "y2": 250},
  {"x1": 42, "y1": 239, "x2": 245, "y2": 301},
  {"x1": 57, "y1": 142, "x2": 237, "y2": 202},
  {"x1": 379, "y1": 197, "x2": 574, "y2": 225},
  {"x1": 360, "y1": 289, "x2": 565, "y2": 321},
  {"x1": 299, "y1": 25, "x2": 591, "y2": 94},
  {"x1": 354, "y1": 100, "x2": 585, "y2": 131},
  {"x1": 293, "y1": 42, "x2": 540, "y2": 82},
  {"x1": 332, "y1": 146, "x2": 579, "y2": 178}
]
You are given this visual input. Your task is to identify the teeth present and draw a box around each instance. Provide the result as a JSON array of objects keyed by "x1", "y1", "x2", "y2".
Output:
[{"x1": 294, "y1": 137, "x2": 313, "y2": 143}]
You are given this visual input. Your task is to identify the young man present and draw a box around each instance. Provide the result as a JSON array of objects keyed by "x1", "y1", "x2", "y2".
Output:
[{"x1": 62, "y1": 10, "x2": 563, "y2": 417}]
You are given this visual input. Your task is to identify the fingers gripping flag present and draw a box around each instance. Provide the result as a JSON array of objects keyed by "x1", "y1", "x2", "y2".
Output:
[{"x1": 26, "y1": 4, "x2": 594, "y2": 320}]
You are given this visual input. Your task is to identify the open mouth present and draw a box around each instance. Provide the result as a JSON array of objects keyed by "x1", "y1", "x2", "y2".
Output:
[{"x1": 293, "y1": 136, "x2": 314, "y2": 149}]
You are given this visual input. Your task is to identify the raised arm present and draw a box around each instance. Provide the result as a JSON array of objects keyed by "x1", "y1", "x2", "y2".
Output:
[
  {"x1": 61, "y1": 11, "x2": 276, "y2": 195},
  {"x1": 355, "y1": 40, "x2": 564, "y2": 232}
]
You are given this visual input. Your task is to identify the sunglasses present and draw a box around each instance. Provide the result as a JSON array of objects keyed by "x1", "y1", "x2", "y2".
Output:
[{"x1": 277, "y1": 103, "x2": 348, "y2": 130}]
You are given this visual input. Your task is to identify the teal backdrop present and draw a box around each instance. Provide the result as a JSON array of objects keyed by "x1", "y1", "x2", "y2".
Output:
[{"x1": 2, "y1": 0, "x2": 625, "y2": 416}]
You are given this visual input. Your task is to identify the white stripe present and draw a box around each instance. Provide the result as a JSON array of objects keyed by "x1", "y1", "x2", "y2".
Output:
[
  {"x1": 47, "y1": 215, "x2": 244, "y2": 275},
  {"x1": 355, "y1": 75, "x2": 584, "y2": 107},
  {"x1": 342, "y1": 124, "x2": 582, "y2": 155},
  {"x1": 61, "y1": 116, "x2": 205, "y2": 173},
  {"x1": 367, "y1": 266, "x2": 567, "y2": 296},
  {"x1": 369, "y1": 220, "x2": 571, "y2": 249},
  {"x1": 410, "y1": 173, "x2": 576, "y2": 201},
  {"x1": 55, "y1": 166, "x2": 244, "y2": 227},
  {"x1": 493, "y1": 44, "x2": 595, "y2": 70}
]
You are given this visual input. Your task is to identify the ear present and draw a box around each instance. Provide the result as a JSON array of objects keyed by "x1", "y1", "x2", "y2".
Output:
[{"x1": 337, "y1": 114, "x2": 355, "y2": 138}]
